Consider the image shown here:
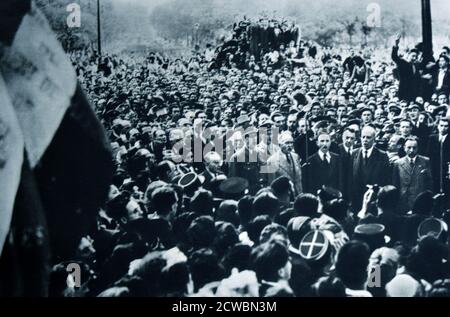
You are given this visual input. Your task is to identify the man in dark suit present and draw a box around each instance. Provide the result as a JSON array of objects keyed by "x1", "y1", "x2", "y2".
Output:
[
  {"x1": 200, "y1": 151, "x2": 226, "y2": 191},
  {"x1": 432, "y1": 55, "x2": 450, "y2": 97},
  {"x1": 426, "y1": 118, "x2": 450, "y2": 199},
  {"x1": 351, "y1": 126, "x2": 391, "y2": 211},
  {"x1": 228, "y1": 127, "x2": 262, "y2": 194},
  {"x1": 339, "y1": 128, "x2": 357, "y2": 201},
  {"x1": 303, "y1": 132, "x2": 341, "y2": 194},
  {"x1": 391, "y1": 34, "x2": 423, "y2": 102},
  {"x1": 293, "y1": 118, "x2": 318, "y2": 163},
  {"x1": 392, "y1": 137, "x2": 433, "y2": 214}
]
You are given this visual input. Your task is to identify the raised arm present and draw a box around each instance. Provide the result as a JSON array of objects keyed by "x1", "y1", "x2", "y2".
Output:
[{"x1": 391, "y1": 34, "x2": 403, "y2": 65}]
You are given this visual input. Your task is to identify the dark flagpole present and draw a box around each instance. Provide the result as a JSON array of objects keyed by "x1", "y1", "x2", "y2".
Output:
[
  {"x1": 97, "y1": 0, "x2": 102, "y2": 57},
  {"x1": 421, "y1": 0, "x2": 433, "y2": 62}
]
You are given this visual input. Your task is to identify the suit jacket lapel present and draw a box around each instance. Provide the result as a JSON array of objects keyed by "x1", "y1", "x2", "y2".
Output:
[
  {"x1": 400, "y1": 157, "x2": 413, "y2": 175},
  {"x1": 365, "y1": 149, "x2": 378, "y2": 176},
  {"x1": 353, "y1": 150, "x2": 362, "y2": 178}
]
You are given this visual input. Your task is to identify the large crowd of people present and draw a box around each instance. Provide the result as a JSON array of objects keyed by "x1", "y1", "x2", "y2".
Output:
[{"x1": 55, "y1": 16, "x2": 450, "y2": 297}]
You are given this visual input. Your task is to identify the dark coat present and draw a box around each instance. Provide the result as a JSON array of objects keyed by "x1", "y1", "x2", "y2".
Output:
[
  {"x1": 338, "y1": 144, "x2": 353, "y2": 201},
  {"x1": 426, "y1": 134, "x2": 450, "y2": 193},
  {"x1": 303, "y1": 152, "x2": 341, "y2": 194},
  {"x1": 351, "y1": 147, "x2": 391, "y2": 210},
  {"x1": 391, "y1": 46, "x2": 423, "y2": 101}
]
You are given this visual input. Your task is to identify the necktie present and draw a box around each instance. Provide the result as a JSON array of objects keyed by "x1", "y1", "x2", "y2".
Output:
[
  {"x1": 410, "y1": 158, "x2": 415, "y2": 169},
  {"x1": 286, "y1": 152, "x2": 296, "y2": 180},
  {"x1": 364, "y1": 150, "x2": 368, "y2": 166}
]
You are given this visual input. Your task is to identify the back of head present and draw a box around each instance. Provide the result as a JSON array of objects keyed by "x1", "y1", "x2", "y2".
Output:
[
  {"x1": 335, "y1": 240, "x2": 370, "y2": 289},
  {"x1": 322, "y1": 198, "x2": 349, "y2": 222},
  {"x1": 220, "y1": 243, "x2": 252, "y2": 275},
  {"x1": 250, "y1": 239, "x2": 289, "y2": 282},
  {"x1": 253, "y1": 192, "x2": 279, "y2": 219},
  {"x1": 238, "y1": 195, "x2": 254, "y2": 227},
  {"x1": 188, "y1": 248, "x2": 224, "y2": 291},
  {"x1": 270, "y1": 176, "x2": 291, "y2": 198},
  {"x1": 152, "y1": 186, "x2": 178, "y2": 216},
  {"x1": 190, "y1": 189, "x2": 214, "y2": 216},
  {"x1": 259, "y1": 223, "x2": 289, "y2": 245},
  {"x1": 187, "y1": 215, "x2": 216, "y2": 250},
  {"x1": 274, "y1": 208, "x2": 296, "y2": 227},
  {"x1": 213, "y1": 221, "x2": 240, "y2": 258},
  {"x1": 412, "y1": 190, "x2": 434, "y2": 216},
  {"x1": 216, "y1": 200, "x2": 240, "y2": 227},
  {"x1": 247, "y1": 215, "x2": 272, "y2": 244},
  {"x1": 294, "y1": 193, "x2": 319, "y2": 218},
  {"x1": 377, "y1": 185, "x2": 399, "y2": 213},
  {"x1": 312, "y1": 276, "x2": 346, "y2": 297}
]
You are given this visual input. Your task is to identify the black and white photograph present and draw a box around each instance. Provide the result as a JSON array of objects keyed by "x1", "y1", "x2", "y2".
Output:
[{"x1": 1, "y1": 0, "x2": 450, "y2": 299}]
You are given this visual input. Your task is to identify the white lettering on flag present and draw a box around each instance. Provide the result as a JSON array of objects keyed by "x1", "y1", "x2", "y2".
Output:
[
  {"x1": 0, "y1": 74, "x2": 25, "y2": 253},
  {"x1": 0, "y1": 2, "x2": 77, "y2": 167}
]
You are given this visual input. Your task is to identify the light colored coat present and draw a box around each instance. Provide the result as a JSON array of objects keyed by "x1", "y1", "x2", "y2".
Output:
[
  {"x1": 392, "y1": 155, "x2": 433, "y2": 213},
  {"x1": 267, "y1": 150, "x2": 303, "y2": 195}
]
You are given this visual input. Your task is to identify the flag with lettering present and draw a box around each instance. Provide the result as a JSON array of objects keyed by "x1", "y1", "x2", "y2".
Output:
[{"x1": 0, "y1": 0, "x2": 113, "y2": 295}]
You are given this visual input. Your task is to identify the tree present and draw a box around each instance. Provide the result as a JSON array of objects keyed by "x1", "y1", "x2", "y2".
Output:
[
  {"x1": 340, "y1": 18, "x2": 359, "y2": 46},
  {"x1": 361, "y1": 24, "x2": 374, "y2": 47}
]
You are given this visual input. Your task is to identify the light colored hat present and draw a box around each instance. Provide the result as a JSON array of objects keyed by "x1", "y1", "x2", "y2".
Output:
[{"x1": 278, "y1": 131, "x2": 294, "y2": 144}]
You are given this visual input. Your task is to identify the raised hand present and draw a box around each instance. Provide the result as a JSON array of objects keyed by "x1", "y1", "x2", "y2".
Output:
[{"x1": 394, "y1": 34, "x2": 401, "y2": 46}]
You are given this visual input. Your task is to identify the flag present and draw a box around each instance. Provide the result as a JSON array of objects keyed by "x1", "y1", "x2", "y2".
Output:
[{"x1": 0, "y1": 0, "x2": 114, "y2": 295}]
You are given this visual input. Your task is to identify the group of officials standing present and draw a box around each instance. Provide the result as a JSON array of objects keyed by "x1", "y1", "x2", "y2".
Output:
[{"x1": 227, "y1": 116, "x2": 449, "y2": 215}]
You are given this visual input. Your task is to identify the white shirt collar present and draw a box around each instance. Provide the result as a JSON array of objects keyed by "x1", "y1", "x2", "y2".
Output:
[
  {"x1": 318, "y1": 150, "x2": 330, "y2": 161},
  {"x1": 343, "y1": 144, "x2": 352, "y2": 154},
  {"x1": 408, "y1": 156, "x2": 417, "y2": 164},
  {"x1": 362, "y1": 146, "x2": 374, "y2": 158}
]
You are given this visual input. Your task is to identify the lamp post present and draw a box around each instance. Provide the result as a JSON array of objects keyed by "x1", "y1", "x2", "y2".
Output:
[
  {"x1": 97, "y1": 0, "x2": 102, "y2": 56},
  {"x1": 421, "y1": 0, "x2": 433, "y2": 62}
]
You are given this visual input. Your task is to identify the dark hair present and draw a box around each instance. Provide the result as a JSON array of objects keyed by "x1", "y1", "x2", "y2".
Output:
[
  {"x1": 190, "y1": 189, "x2": 214, "y2": 216},
  {"x1": 406, "y1": 235, "x2": 447, "y2": 283},
  {"x1": 187, "y1": 216, "x2": 216, "y2": 250},
  {"x1": 151, "y1": 186, "x2": 178, "y2": 216},
  {"x1": 322, "y1": 199, "x2": 349, "y2": 222},
  {"x1": 213, "y1": 221, "x2": 240, "y2": 258},
  {"x1": 238, "y1": 195, "x2": 254, "y2": 228},
  {"x1": 220, "y1": 243, "x2": 252, "y2": 276},
  {"x1": 250, "y1": 239, "x2": 289, "y2": 282},
  {"x1": 259, "y1": 223, "x2": 289, "y2": 245},
  {"x1": 172, "y1": 212, "x2": 198, "y2": 248},
  {"x1": 335, "y1": 240, "x2": 370, "y2": 289},
  {"x1": 412, "y1": 190, "x2": 434, "y2": 216},
  {"x1": 161, "y1": 262, "x2": 190, "y2": 296},
  {"x1": 274, "y1": 208, "x2": 296, "y2": 228},
  {"x1": 377, "y1": 185, "x2": 399, "y2": 212},
  {"x1": 131, "y1": 251, "x2": 166, "y2": 296},
  {"x1": 294, "y1": 193, "x2": 319, "y2": 218},
  {"x1": 188, "y1": 248, "x2": 225, "y2": 291},
  {"x1": 312, "y1": 276, "x2": 346, "y2": 297},
  {"x1": 289, "y1": 260, "x2": 314, "y2": 297},
  {"x1": 270, "y1": 176, "x2": 291, "y2": 198},
  {"x1": 247, "y1": 215, "x2": 272, "y2": 244},
  {"x1": 216, "y1": 200, "x2": 240, "y2": 228},
  {"x1": 253, "y1": 192, "x2": 279, "y2": 219}
]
